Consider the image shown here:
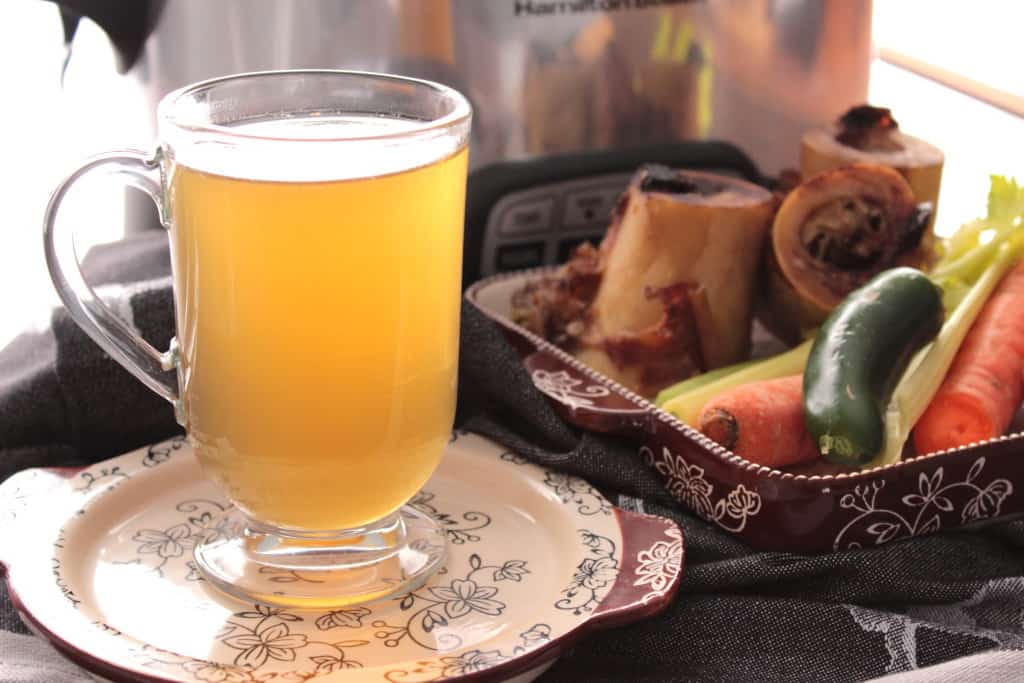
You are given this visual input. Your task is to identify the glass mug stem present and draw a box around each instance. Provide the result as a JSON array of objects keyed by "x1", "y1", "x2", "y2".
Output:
[{"x1": 43, "y1": 71, "x2": 471, "y2": 608}]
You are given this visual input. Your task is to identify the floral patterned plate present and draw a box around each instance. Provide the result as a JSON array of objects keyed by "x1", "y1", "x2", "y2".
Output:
[{"x1": 0, "y1": 432, "x2": 684, "y2": 683}]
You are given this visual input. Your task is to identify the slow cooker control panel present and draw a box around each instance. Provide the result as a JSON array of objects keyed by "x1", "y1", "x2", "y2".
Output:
[{"x1": 479, "y1": 172, "x2": 633, "y2": 276}]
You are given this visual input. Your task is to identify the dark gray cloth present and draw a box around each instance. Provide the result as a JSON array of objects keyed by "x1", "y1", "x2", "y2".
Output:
[
  {"x1": 2, "y1": 233, "x2": 1024, "y2": 681},
  {"x1": 0, "y1": 633, "x2": 95, "y2": 683},
  {"x1": 0, "y1": 233, "x2": 179, "y2": 484}
]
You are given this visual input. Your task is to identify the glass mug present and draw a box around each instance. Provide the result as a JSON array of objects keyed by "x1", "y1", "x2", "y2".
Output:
[{"x1": 43, "y1": 71, "x2": 471, "y2": 607}]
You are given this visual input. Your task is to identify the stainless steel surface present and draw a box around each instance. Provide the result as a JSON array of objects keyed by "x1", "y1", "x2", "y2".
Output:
[{"x1": 109, "y1": 0, "x2": 872, "y2": 175}]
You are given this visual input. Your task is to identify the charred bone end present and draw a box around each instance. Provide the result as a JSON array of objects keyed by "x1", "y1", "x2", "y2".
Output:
[
  {"x1": 639, "y1": 164, "x2": 724, "y2": 196},
  {"x1": 835, "y1": 104, "x2": 904, "y2": 152},
  {"x1": 901, "y1": 202, "x2": 934, "y2": 254},
  {"x1": 771, "y1": 163, "x2": 924, "y2": 309},
  {"x1": 838, "y1": 104, "x2": 899, "y2": 132}
]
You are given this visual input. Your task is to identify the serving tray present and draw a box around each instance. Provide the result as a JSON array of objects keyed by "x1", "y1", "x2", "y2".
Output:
[{"x1": 467, "y1": 268, "x2": 1024, "y2": 553}]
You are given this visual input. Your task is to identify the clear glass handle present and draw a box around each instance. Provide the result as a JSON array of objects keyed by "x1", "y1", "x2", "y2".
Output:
[{"x1": 42, "y1": 149, "x2": 179, "y2": 405}]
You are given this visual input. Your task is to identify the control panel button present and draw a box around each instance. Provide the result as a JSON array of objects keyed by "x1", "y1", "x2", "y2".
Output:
[
  {"x1": 498, "y1": 197, "x2": 555, "y2": 236},
  {"x1": 564, "y1": 185, "x2": 622, "y2": 227},
  {"x1": 557, "y1": 235, "x2": 604, "y2": 262},
  {"x1": 496, "y1": 242, "x2": 546, "y2": 271}
]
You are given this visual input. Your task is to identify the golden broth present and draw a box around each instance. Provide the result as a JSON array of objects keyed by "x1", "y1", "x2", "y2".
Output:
[{"x1": 168, "y1": 142, "x2": 467, "y2": 530}]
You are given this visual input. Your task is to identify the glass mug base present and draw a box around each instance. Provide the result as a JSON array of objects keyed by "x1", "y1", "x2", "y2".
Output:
[{"x1": 193, "y1": 506, "x2": 447, "y2": 609}]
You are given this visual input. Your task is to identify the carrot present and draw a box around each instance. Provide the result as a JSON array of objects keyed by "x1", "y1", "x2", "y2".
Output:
[
  {"x1": 913, "y1": 260, "x2": 1024, "y2": 454},
  {"x1": 698, "y1": 375, "x2": 819, "y2": 468}
]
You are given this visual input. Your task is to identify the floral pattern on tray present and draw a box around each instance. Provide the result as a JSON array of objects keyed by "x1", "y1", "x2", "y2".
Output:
[
  {"x1": 833, "y1": 458, "x2": 1014, "y2": 550},
  {"x1": 641, "y1": 446, "x2": 761, "y2": 533},
  {"x1": 530, "y1": 369, "x2": 611, "y2": 410}
]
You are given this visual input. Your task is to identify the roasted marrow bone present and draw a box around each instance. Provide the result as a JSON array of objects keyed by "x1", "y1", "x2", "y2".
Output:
[
  {"x1": 512, "y1": 165, "x2": 774, "y2": 397},
  {"x1": 760, "y1": 163, "x2": 933, "y2": 342},
  {"x1": 802, "y1": 104, "x2": 944, "y2": 229}
]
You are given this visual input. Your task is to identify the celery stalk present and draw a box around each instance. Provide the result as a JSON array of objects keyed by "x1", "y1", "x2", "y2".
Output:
[
  {"x1": 660, "y1": 339, "x2": 812, "y2": 427},
  {"x1": 654, "y1": 358, "x2": 759, "y2": 406},
  {"x1": 940, "y1": 218, "x2": 988, "y2": 263},
  {"x1": 868, "y1": 239, "x2": 1023, "y2": 468},
  {"x1": 930, "y1": 224, "x2": 1014, "y2": 283}
]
